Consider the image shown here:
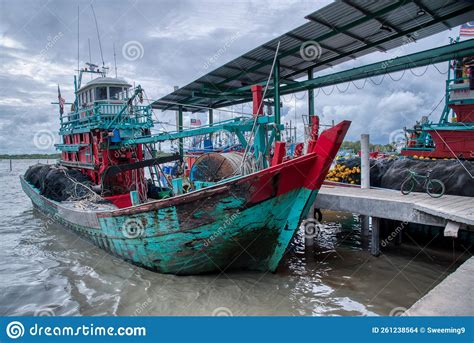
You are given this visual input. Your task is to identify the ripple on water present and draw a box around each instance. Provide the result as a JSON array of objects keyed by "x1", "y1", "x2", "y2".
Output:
[{"x1": 0, "y1": 159, "x2": 468, "y2": 316}]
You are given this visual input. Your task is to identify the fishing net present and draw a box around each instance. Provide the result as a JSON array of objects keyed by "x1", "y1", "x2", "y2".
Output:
[
  {"x1": 24, "y1": 164, "x2": 101, "y2": 202},
  {"x1": 331, "y1": 158, "x2": 474, "y2": 196}
]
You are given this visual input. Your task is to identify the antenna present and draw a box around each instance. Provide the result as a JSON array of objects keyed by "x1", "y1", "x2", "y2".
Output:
[
  {"x1": 90, "y1": 4, "x2": 105, "y2": 70},
  {"x1": 77, "y1": 6, "x2": 80, "y2": 74},
  {"x1": 88, "y1": 38, "x2": 92, "y2": 62},
  {"x1": 88, "y1": 38, "x2": 92, "y2": 80},
  {"x1": 113, "y1": 43, "x2": 118, "y2": 78}
]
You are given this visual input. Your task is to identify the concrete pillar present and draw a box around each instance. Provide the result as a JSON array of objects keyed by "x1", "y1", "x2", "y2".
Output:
[
  {"x1": 361, "y1": 215, "x2": 370, "y2": 236},
  {"x1": 361, "y1": 134, "x2": 370, "y2": 189},
  {"x1": 360, "y1": 133, "x2": 370, "y2": 236},
  {"x1": 371, "y1": 217, "x2": 381, "y2": 256}
]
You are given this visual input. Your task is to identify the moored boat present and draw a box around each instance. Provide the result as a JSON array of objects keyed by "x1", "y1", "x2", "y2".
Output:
[
  {"x1": 21, "y1": 47, "x2": 350, "y2": 274},
  {"x1": 21, "y1": 118, "x2": 349, "y2": 274}
]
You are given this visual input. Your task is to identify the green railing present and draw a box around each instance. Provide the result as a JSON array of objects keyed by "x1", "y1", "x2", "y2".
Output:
[{"x1": 60, "y1": 102, "x2": 152, "y2": 133}]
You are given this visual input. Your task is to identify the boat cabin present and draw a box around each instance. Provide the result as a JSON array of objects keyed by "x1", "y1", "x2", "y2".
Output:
[{"x1": 77, "y1": 77, "x2": 132, "y2": 107}]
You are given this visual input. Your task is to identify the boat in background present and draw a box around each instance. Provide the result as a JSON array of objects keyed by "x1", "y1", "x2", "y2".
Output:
[{"x1": 401, "y1": 39, "x2": 474, "y2": 160}]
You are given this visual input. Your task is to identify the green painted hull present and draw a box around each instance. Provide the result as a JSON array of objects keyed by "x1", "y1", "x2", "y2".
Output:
[
  {"x1": 20, "y1": 175, "x2": 315, "y2": 275},
  {"x1": 21, "y1": 121, "x2": 350, "y2": 274}
]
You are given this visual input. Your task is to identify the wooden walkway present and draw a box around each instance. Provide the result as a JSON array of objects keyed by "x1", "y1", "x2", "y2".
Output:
[{"x1": 315, "y1": 185, "x2": 474, "y2": 232}]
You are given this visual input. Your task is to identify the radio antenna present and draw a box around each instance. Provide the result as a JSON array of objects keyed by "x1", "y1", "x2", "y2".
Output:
[
  {"x1": 113, "y1": 43, "x2": 118, "y2": 78},
  {"x1": 77, "y1": 6, "x2": 80, "y2": 74},
  {"x1": 90, "y1": 4, "x2": 105, "y2": 70},
  {"x1": 88, "y1": 38, "x2": 92, "y2": 62},
  {"x1": 88, "y1": 38, "x2": 92, "y2": 79}
]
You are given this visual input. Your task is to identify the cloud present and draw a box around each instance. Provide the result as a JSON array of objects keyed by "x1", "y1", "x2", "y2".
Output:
[
  {"x1": 0, "y1": 0, "x2": 463, "y2": 153},
  {"x1": 0, "y1": 36, "x2": 25, "y2": 49}
]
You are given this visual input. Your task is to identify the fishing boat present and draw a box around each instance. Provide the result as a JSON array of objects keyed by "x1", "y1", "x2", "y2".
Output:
[
  {"x1": 401, "y1": 38, "x2": 474, "y2": 159},
  {"x1": 21, "y1": 50, "x2": 349, "y2": 275}
]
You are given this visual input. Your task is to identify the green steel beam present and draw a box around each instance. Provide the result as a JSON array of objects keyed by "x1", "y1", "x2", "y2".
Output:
[
  {"x1": 279, "y1": 38, "x2": 474, "y2": 94},
  {"x1": 214, "y1": 0, "x2": 411, "y2": 87},
  {"x1": 178, "y1": 106, "x2": 183, "y2": 158},
  {"x1": 166, "y1": 0, "x2": 412, "y2": 110},
  {"x1": 192, "y1": 39, "x2": 474, "y2": 107},
  {"x1": 283, "y1": 6, "x2": 469, "y2": 81},
  {"x1": 122, "y1": 117, "x2": 284, "y2": 146},
  {"x1": 274, "y1": 59, "x2": 281, "y2": 141}
]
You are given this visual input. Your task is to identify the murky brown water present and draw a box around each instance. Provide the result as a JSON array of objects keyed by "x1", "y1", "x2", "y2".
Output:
[{"x1": 0, "y1": 159, "x2": 470, "y2": 316}]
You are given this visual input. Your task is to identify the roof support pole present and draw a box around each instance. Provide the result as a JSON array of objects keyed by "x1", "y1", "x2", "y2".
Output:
[
  {"x1": 273, "y1": 58, "x2": 281, "y2": 140},
  {"x1": 208, "y1": 108, "x2": 213, "y2": 139},
  {"x1": 178, "y1": 105, "x2": 184, "y2": 158},
  {"x1": 308, "y1": 68, "x2": 315, "y2": 116}
]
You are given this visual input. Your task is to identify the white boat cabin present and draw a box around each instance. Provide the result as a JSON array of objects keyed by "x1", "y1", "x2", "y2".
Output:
[{"x1": 76, "y1": 77, "x2": 132, "y2": 107}]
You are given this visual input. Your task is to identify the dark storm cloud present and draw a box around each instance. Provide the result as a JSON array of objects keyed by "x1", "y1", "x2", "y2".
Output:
[{"x1": 0, "y1": 0, "x2": 461, "y2": 153}]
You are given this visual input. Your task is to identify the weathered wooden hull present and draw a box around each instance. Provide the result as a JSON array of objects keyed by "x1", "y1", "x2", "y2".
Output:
[{"x1": 21, "y1": 121, "x2": 350, "y2": 274}]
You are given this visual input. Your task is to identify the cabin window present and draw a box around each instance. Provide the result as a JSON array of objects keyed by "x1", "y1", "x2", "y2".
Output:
[
  {"x1": 95, "y1": 87, "x2": 107, "y2": 100},
  {"x1": 109, "y1": 87, "x2": 122, "y2": 100},
  {"x1": 89, "y1": 89, "x2": 93, "y2": 102},
  {"x1": 86, "y1": 90, "x2": 89, "y2": 103}
]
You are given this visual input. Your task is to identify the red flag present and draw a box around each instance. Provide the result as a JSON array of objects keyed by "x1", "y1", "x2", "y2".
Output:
[
  {"x1": 58, "y1": 85, "x2": 65, "y2": 115},
  {"x1": 460, "y1": 22, "x2": 474, "y2": 37},
  {"x1": 190, "y1": 118, "x2": 202, "y2": 126}
]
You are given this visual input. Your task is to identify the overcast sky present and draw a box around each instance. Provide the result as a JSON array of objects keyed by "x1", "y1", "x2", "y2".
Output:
[{"x1": 0, "y1": 0, "x2": 467, "y2": 154}]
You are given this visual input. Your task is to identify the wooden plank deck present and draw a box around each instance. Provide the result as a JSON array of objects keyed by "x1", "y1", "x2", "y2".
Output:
[{"x1": 315, "y1": 185, "x2": 474, "y2": 228}]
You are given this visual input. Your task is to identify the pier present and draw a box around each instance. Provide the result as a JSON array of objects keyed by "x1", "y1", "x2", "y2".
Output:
[
  {"x1": 406, "y1": 256, "x2": 474, "y2": 316},
  {"x1": 314, "y1": 184, "x2": 474, "y2": 255}
]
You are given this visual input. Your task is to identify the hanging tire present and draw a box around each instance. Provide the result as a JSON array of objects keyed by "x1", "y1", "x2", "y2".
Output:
[
  {"x1": 426, "y1": 179, "x2": 445, "y2": 198},
  {"x1": 313, "y1": 208, "x2": 323, "y2": 222},
  {"x1": 401, "y1": 178, "x2": 415, "y2": 195}
]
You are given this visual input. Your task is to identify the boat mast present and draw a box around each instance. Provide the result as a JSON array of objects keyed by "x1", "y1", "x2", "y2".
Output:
[{"x1": 91, "y1": 4, "x2": 105, "y2": 72}]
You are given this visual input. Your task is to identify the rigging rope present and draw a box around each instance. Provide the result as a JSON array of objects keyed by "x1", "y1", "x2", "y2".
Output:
[{"x1": 240, "y1": 40, "x2": 281, "y2": 174}]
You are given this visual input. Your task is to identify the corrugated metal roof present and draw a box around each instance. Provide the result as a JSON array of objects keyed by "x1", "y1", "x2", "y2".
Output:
[{"x1": 153, "y1": 0, "x2": 474, "y2": 111}]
